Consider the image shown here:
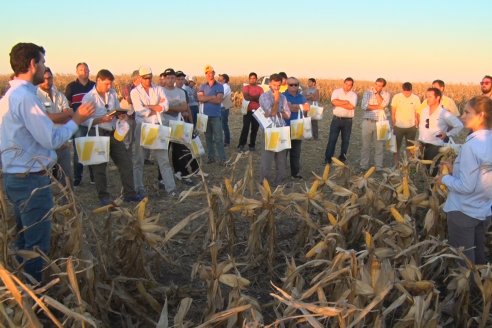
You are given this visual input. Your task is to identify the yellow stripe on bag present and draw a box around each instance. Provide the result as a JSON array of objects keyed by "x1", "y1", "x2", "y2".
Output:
[
  {"x1": 173, "y1": 124, "x2": 184, "y2": 139},
  {"x1": 268, "y1": 131, "x2": 280, "y2": 149},
  {"x1": 81, "y1": 141, "x2": 95, "y2": 161},
  {"x1": 142, "y1": 127, "x2": 158, "y2": 145}
]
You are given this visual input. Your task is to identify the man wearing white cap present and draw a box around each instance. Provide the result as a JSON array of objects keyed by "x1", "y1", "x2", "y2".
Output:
[{"x1": 130, "y1": 66, "x2": 176, "y2": 196}]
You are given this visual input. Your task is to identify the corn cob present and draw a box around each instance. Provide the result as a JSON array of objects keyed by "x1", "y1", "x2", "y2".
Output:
[
  {"x1": 402, "y1": 176, "x2": 410, "y2": 199},
  {"x1": 331, "y1": 157, "x2": 345, "y2": 167},
  {"x1": 322, "y1": 164, "x2": 330, "y2": 180},
  {"x1": 364, "y1": 231, "x2": 373, "y2": 248},
  {"x1": 262, "y1": 178, "x2": 271, "y2": 195},
  {"x1": 308, "y1": 180, "x2": 319, "y2": 198},
  {"x1": 327, "y1": 212, "x2": 337, "y2": 225},
  {"x1": 306, "y1": 241, "x2": 327, "y2": 258},
  {"x1": 390, "y1": 207, "x2": 405, "y2": 223},
  {"x1": 224, "y1": 178, "x2": 233, "y2": 194},
  {"x1": 364, "y1": 166, "x2": 376, "y2": 179}
]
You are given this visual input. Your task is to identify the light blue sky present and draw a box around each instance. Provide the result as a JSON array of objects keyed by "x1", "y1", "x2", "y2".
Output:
[{"x1": 1, "y1": 0, "x2": 489, "y2": 83}]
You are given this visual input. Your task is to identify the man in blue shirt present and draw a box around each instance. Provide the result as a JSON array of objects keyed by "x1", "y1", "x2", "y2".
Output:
[
  {"x1": 283, "y1": 77, "x2": 309, "y2": 179},
  {"x1": 0, "y1": 43, "x2": 95, "y2": 282},
  {"x1": 198, "y1": 65, "x2": 225, "y2": 165}
]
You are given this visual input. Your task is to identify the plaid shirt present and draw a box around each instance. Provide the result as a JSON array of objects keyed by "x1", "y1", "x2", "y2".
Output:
[{"x1": 361, "y1": 89, "x2": 390, "y2": 121}]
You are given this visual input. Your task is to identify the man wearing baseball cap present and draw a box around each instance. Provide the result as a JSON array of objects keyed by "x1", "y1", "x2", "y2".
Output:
[
  {"x1": 198, "y1": 65, "x2": 226, "y2": 165},
  {"x1": 130, "y1": 66, "x2": 176, "y2": 197}
]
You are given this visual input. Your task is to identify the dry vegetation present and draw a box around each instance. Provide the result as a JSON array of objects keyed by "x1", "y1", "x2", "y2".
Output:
[{"x1": 0, "y1": 74, "x2": 491, "y2": 327}]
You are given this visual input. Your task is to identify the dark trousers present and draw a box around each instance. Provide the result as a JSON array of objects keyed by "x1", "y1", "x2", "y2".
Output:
[
  {"x1": 221, "y1": 107, "x2": 230, "y2": 145},
  {"x1": 190, "y1": 105, "x2": 199, "y2": 129},
  {"x1": 88, "y1": 129, "x2": 136, "y2": 200},
  {"x1": 422, "y1": 143, "x2": 441, "y2": 176},
  {"x1": 238, "y1": 111, "x2": 259, "y2": 148},
  {"x1": 447, "y1": 211, "x2": 491, "y2": 264},
  {"x1": 289, "y1": 139, "x2": 302, "y2": 176},
  {"x1": 324, "y1": 117, "x2": 353, "y2": 163},
  {"x1": 73, "y1": 126, "x2": 94, "y2": 183}
]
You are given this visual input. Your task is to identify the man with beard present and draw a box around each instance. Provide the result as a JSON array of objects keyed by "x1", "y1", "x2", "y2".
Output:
[
  {"x1": 0, "y1": 43, "x2": 95, "y2": 281},
  {"x1": 481, "y1": 75, "x2": 492, "y2": 98}
]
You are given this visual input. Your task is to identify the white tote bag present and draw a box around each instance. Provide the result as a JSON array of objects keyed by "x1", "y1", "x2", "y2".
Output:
[
  {"x1": 376, "y1": 112, "x2": 391, "y2": 141},
  {"x1": 170, "y1": 113, "x2": 194, "y2": 144},
  {"x1": 140, "y1": 115, "x2": 170, "y2": 150},
  {"x1": 190, "y1": 135, "x2": 206, "y2": 158},
  {"x1": 301, "y1": 110, "x2": 313, "y2": 139},
  {"x1": 253, "y1": 107, "x2": 273, "y2": 129},
  {"x1": 240, "y1": 99, "x2": 250, "y2": 115},
  {"x1": 75, "y1": 121, "x2": 110, "y2": 166},
  {"x1": 196, "y1": 103, "x2": 208, "y2": 133},
  {"x1": 265, "y1": 115, "x2": 291, "y2": 152},
  {"x1": 308, "y1": 101, "x2": 324, "y2": 121}
]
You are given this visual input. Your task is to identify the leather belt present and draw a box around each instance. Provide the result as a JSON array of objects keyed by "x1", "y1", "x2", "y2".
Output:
[
  {"x1": 333, "y1": 116, "x2": 352, "y2": 120},
  {"x1": 13, "y1": 170, "x2": 47, "y2": 178}
]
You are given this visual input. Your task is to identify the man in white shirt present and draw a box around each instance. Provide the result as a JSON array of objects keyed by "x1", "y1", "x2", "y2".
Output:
[
  {"x1": 82, "y1": 69, "x2": 140, "y2": 204},
  {"x1": 130, "y1": 66, "x2": 175, "y2": 196},
  {"x1": 390, "y1": 82, "x2": 420, "y2": 167},
  {"x1": 419, "y1": 79, "x2": 460, "y2": 117},
  {"x1": 218, "y1": 73, "x2": 233, "y2": 146},
  {"x1": 37, "y1": 67, "x2": 75, "y2": 187},
  {"x1": 324, "y1": 77, "x2": 357, "y2": 164},
  {"x1": 418, "y1": 87, "x2": 463, "y2": 175}
]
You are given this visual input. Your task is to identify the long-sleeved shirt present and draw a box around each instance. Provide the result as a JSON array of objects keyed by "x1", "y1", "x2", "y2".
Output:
[
  {"x1": 418, "y1": 105, "x2": 463, "y2": 146},
  {"x1": 130, "y1": 84, "x2": 169, "y2": 124},
  {"x1": 442, "y1": 129, "x2": 492, "y2": 220},
  {"x1": 361, "y1": 89, "x2": 391, "y2": 121},
  {"x1": 0, "y1": 80, "x2": 78, "y2": 173}
]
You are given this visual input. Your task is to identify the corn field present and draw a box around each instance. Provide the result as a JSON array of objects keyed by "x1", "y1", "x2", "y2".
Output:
[
  {"x1": 0, "y1": 74, "x2": 491, "y2": 327},
  {"x1": 0, "y1": 142, "x2": 491, "y2": 327}
]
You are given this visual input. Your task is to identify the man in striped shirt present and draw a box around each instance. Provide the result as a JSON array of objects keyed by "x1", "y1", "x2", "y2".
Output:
[{"x1": 360, "y1": 78, "x2": 391, "y2": 171}]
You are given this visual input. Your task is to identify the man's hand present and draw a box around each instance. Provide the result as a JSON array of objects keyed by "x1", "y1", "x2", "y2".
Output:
[{"x1": 72, "y1": 102, "x2": 95, "y2": 125}]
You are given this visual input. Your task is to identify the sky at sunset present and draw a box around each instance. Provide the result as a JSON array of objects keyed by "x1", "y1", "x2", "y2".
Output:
[{"x1": 0, "y1": 0, "x2": 490, "y2": 83}]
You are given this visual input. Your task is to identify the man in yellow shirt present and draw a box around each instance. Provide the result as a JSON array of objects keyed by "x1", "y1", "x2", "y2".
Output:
[
  {"x1": 418, "y1": 79, "x2": 460, "y2": 117},
  {"x1": 391, "y1": 82, "x2": 420, "y2": 167}
]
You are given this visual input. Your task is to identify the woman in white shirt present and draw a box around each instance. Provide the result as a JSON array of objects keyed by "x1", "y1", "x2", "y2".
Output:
[{"x1": 438, "y1": 96, "x2": 492, "y2": 264}]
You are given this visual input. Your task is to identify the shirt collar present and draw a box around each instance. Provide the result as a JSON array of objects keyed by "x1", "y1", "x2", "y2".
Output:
[{"x1": 9, "y1": 79, "x2": 36, "y2": 94}]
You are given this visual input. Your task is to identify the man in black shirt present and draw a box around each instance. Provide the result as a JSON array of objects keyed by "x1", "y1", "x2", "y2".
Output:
[{"x1": 65, "y1": 62, "x2": 96, "y2": 186}]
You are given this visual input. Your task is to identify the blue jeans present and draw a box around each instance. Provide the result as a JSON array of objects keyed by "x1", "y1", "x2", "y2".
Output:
[
  {"x1": 324, "y1": 117, "x2": 353, "y2": 163},
  {"x1": 190, "y1": 105, "x2": 199, "y2": 129},
  {"x1": 4, "y1": 174, "x2": 53, "y2": 282},
  {"x1": 221, "y1": 107, "x2": 230, "y2": 145},
  {"x1": 205, "y1": 116, "x2": 225, "y2": 161}
]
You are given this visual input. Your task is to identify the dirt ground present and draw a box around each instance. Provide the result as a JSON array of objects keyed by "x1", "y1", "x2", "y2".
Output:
[{"x1": 73, "y1": 105, "x2": 475, "y2": 325}]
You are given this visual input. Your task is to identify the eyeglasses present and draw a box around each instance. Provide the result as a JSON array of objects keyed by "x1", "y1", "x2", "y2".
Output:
[
  {"x1": 425, "y1": 118, "x2": 429, "y2": 129},
  {"x1": 142, "y1": 76, "x2": 152, "y2": 80},
  {"x1": 480, "y1": 81, "x2": 491, "y2": 85},
  {"x1": 288, "y1": 84, "x2": 299, "y2": 87}
]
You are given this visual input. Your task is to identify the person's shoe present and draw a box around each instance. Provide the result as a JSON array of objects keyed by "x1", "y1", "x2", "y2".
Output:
[
  {"x1": 291, "y1": 175, "x2": 303, "y2": 180},
  {"x1": 248, "y1": 146, "x2": 256, "y2": 152},
  {"x1": 144, "y1": 159, "x2": 155, "y2": 165},
  {"x1": 237, "y1": 145, "x2": 245, "y2": 152},
  {"x1": 207, "y1": 158, "x2": 215, "y2": 164},
  {"x1": 224, "y1": 143, "x2": 230, "y2": 147},
  {"x1": 123, "y1": 194, "x2": 144, "y2": 203},
  {"x1": 90, "y1": 179, "x2": 95, "y2": 185},
  {"x1": 218, "y1": 160, "x2": 227, "y2": 167},
  {"x1": 158, "y1": 180, "x2": 166, "y2": 190},
  {"x1": 167, "y1": 190, "x2": 177, "y2": 198},
  {"x1": 99, "y1": 198, "x2": 112, "y2": 206},
  {"x1": 74, "y1": 179, "x2": 81, "y2": 187},
  {"x1": 174, "y1": 172, "x2": 183, "y2": 181}
]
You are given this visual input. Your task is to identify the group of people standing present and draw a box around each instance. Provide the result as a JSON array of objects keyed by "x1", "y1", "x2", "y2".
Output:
[{"x1": 0, "y1": 40, "x2": 491, "y2": 284}]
